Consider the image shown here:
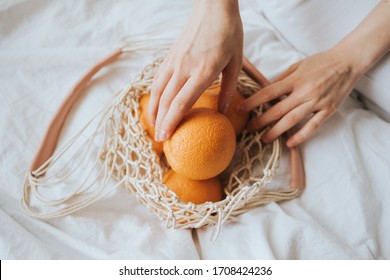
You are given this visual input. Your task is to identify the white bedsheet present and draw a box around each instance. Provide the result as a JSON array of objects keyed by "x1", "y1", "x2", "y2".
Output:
[{"x1": 1, "y1": 0, "x2": 389, "y2": 259}]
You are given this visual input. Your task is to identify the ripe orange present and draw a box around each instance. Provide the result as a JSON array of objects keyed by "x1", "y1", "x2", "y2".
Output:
[
  {"x1": 163, "y1": 169, "x2": 223, "y2": 204},
  {"x1": 139, "y1": 94, "x2": 164, "y2": 154},
  {"x1": 192, "y1": 90, "x2": 218, "y2": 110},
  {"x1": 193, "y1": 88, "x2": 249, "y2": 135},
  {"x1": 163, "y1": 108, "x2": 236, "y2": 180}
]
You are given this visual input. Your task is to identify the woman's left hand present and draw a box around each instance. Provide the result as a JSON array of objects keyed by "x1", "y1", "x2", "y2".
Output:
[{"x1": 237, "y1": 48, "x2": 362, "y2": 147}]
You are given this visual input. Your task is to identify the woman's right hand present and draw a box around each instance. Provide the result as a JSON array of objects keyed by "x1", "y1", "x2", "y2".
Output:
[{"x1": 149, "y1": 0, "x2": 243, "y2": 142}]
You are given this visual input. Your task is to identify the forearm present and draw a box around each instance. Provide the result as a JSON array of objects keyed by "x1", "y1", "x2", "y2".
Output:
[
  {"x1": 190, "y1": 0, "x2": 241, "y2": 41},
  {"x1": 193, "y1": 0, "x2": 240, "y2": 15},
  {"x1": 150, "y1": 0, "x2": 243, "y2": 142},
  {"x1": 334, "y1": 0, "x2": 390, "y2": 75}
]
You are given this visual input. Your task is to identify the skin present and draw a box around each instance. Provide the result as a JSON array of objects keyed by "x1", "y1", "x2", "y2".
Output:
[
  {"x1": 149, "y1": 0, "x2": 243, "y2": 142},
  {"x1": 239, "y1": 0, "x2": 390, "y2": 147},
  {"x1": 150, "y1": 0, "x2": 390, "y2": 147}
]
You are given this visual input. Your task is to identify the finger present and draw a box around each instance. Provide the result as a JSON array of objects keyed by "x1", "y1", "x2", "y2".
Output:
[
  {"x1": 286, "y1": 110, "x2": 330, "y2": 147},
  {"x1": 157, "y1": 77, "x2": 209, "y2": 142},
  {"x1": 272, "y1": 62, "x2": 299, "y2": 83},
  {"x1": 154, "y1": 73, "x2": 188, "y2": 141},
  {"x1": 218, "y1": 59, "x2": 242, "y2": 114},
  {"x1": 247, "y1": 95, "x2": 302, "y2": 132},
  {"x1": 237, "y1": 79, "x2": 292, "y2": 113},
  {"x1": 261, "y1": 101, "x2": 313, "y2": 143},
  {"x1": 149, "y1": 67, "x2": 173, "y2": 126},
  {"x1": 153, "y1": 57, "x2": 168, "y2": 82}
]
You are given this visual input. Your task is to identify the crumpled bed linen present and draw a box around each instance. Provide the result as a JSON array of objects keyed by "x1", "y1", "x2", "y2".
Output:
[{"x1": 0, "y1": 0, "x2": 389, "y2": 259}]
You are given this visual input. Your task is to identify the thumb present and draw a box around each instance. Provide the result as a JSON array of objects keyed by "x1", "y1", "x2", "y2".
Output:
[{"x1": 218, "y1": 60, "x2": 242, "y2": 115}]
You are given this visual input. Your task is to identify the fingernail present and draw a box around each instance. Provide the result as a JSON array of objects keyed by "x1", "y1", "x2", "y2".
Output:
[{"x1": 159, "y1": 130, "x2": 168, "y2": 142}]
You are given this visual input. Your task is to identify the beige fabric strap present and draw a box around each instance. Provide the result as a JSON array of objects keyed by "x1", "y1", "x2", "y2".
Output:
[
  {"x1": 242, "y1": 57, "x2": 305, "y2": 189},
  {"x1": 30, "y1": 49, "x2": 123, "y2": 173}
]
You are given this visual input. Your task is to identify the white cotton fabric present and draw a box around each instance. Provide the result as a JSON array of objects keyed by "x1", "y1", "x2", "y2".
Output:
[
  {"x1": 0, "y1": 0, "x2": 389, "y2": 259},
  {"x1": 256, "y1": 0, "x2": 390, "y2": 122}
]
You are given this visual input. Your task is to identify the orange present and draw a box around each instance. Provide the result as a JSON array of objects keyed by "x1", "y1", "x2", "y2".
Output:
[
  {"x1": 193, "y1": 88, "x2": 249, "y2": 135},
  {"x1": 163, "y1": 169, "x2": 223, "y2": 204},
  {"x1": 163, "y1": 108, "x2": 236, "y2": 180},
  {"x1": 192, "y1": 90, "x2": 218, "y2": 110},
  {"x1": 139, "y1": 94, "x2": 164, "y2": 154}
]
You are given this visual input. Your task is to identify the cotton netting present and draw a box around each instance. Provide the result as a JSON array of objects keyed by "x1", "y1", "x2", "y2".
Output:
[{"x1": 21, "y1": 51, "x2": 302, "y2": 240}]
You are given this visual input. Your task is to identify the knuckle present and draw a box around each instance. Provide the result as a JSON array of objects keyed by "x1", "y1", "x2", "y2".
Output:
[
  {"x1": 202, "y1": 65, "x2": 218, "y2": 78},
  {"x1": 174, "y1": 58, "x2": 186, "y2": 71},
  {"x1": 159, "y1": 95, "x2": 171, "y2": 108},
  {"x1": 261, "y1": 87, "x2": 271, "y2": 99},
  {"x1": 172, "y1": 97, "x2": 190, "y2": 115},
  {"x1": 200, "y1": 59, "x2": 221, "y2": 77},
  {"x1": 293, "y1": 91, "x2": 306, "y2": 103},
  {"x1": 303, "y1": 82, "x2": 318, "y2": 94},
  {"x1": 328, "y1": 102, "x2": 339, "y2": 111},
  {"x1": 207, "y1": 61, "x2": 220, "y2": 73},
  {"x1": 272, "y1": 107, "x2": 284, "y2": 119},
  {"x1": 309, "y1": 120, "x2": 320, "y2": 131},
  {"x1": 261, "y1": 86, "x2": 277, "y2": 101},
  {"x1": 286, "y1": 113, "x2": 299, "y2": 125},
  {"x1": 152, "y1": 79, "x2": 164, "y2": 95},
  {"x1": 300, "y1": 78, "x2": 321, "y2": 93},
  {"x1": 223, "y1": 89, "x2": 237, "y2": 97}
]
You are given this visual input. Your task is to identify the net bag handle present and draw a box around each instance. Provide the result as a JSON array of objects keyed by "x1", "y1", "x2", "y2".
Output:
[
  {"x1": 30, "y1": 49, "x2": 123, "y2": 173},
  {"x1": 29, "y1": 50, "x2": 306, "y2": 191}
]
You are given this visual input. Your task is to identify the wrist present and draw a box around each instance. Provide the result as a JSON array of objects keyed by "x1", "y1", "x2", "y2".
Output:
[
  {"x1": 331, "y1": 41, "x2": 372, "y2": 78},
  {"x1": 193, "y1": 0, "x2": 240, "y2": 17},
  {"x1": 331, "y1": 0, "x2": 390, "y2": 77}
]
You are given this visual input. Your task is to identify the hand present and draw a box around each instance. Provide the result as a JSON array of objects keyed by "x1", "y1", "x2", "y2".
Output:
[
  {"x1": 237, "y1": 48, "x2": 363, "y2": 147},
  {"x1": 237, "y1": 0, "x2": 390, "y2": 148},
  {"x1": 149, "y1": 0, "x2": 243, "y2": 142}
]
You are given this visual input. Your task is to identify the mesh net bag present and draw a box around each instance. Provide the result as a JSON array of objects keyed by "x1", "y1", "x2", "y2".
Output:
[{"x1": 21, "y1": 42, "x2": 305, "y2": 240}]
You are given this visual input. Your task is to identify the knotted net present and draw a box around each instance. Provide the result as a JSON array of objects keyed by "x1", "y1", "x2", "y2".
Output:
[{"x1": 21, "y1": 45, "x2": 303, "y2": 240}]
